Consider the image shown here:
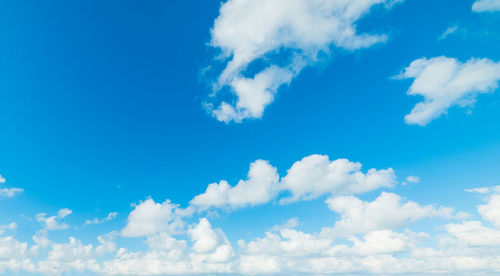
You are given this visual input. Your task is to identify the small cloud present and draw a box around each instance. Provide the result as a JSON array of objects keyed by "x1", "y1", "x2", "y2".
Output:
[
  {"x1": 465, "y1": 186, "x2": 500, "y2": 194},
  {"x1": 0, "y1": 175, "x2": 24, "y2": 198},
  {"x1": 0, "y1": 222, "x2": 17, "y2": 235},
  {"x1": 85, "y1": 212, "x2": 118, "y2": 225},
  {"x1": 270, "y1": 218, "x2": 299, "y2": 232},
  {"x1": 406, "y1": 176, "x2": 421, "y2": 183},
  {"x1": 439, "y1": 26, "x2": 458, "y2": 40},
  {"x1": 36, "y1": 208, "x2": 73, "y2": 230},
  {"x1": 58, "y1": 208, "x2": 72, "y2": 218}
]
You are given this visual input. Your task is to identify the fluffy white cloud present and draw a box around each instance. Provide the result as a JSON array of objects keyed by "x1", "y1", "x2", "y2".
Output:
[
  {"x1": 237, "y1": 227, "x2": 429, "y2": 274},
  {"x1": 121, "y1": 199, "x2": 188, "y2": 237},
  {"x1": 445, "y1": 221, "x2": 500, "y2": 247},
  {"x1": 0, "y1": 236, "x2": 28, "y2": 260},
  {"x1": 188, "y1": 218, "x2": 234, "y2": 263},
  {"x1": 346, "y1": 229, "x2": 427, "y2": 255},
  {"x1": 2, "y1": 188, "x2": 500, "y2": 275},
  {"x1": 191, "y1": 155, "x2": 396, "y2": 210},
  {"x1": 35, "y1": 208, "x2": 72, "y2": 231},
  {"x1": 280, "y1": 155, "x2": 396, "y2": 203},
  {"x1": 85, "y1": 212, "x2": 118, "y2": 225},
  {"x1": 190, "y1": 160, "x2": 279, "y2": 210},
  {"x1": 397, "y1": 56, "x2": 500, "y2": 126},
  {"x1": 207, "y1": 0, "x2": 400, "y2": 123},
  {"x1": 325, "y1": 192, "x2": 466, "y2": 235},
  {"x1": 478, "y1": 194, "x2": 500, "y2": 228},
  {"x1": 472, "y1": 0, "x2": 500, "y2": 12},
  {"x1": 4, "y1": 180, "x2": 500, "y2": 275}
]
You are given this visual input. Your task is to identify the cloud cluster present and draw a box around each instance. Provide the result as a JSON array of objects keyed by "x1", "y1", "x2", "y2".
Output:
[
  {"x1": 207, "y1": 0, "x2": 400, "y2": 123},
  {"x1": 121, "y1": 199, "x2": 191, "y2": 237},
  {"x1": 324, "y1": 192, "x2": 467, "y2": 236},
  {"x1": 397, "y1": 56, "x2": 500, "y2": 126},
  {"x1": 190, "y1": 154, "x2": 396, "y2": 210},
  {"x1": 1, "y1": 182, "x2": 500, "y2": 275},
  {"x1": 35, "y1": 208, "x2": 73, "y2": 231}
]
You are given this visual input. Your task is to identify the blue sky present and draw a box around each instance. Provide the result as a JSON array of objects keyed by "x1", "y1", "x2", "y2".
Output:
[{"x1": 1, "y1": 0, "x2": 500, "y2": 275}]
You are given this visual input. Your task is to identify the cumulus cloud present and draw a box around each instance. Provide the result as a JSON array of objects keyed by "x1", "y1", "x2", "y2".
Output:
[
  {"x1": 188, "y1": 218, "x2": 234, "y2": 263},
  {"x1": 2, "y1": 187, "x2": 500, "y2": 275},
  {"x1": 85, "y1": 212, "x2": 118, "y2": 226},
  {"x1": 279, "y1": 155, "x2": 396, "y2": 203},
  {"x1": 478, "y1": 194, "x2": 500, "y2": 228},
  {"x1": 35, "y1": 208, "x2": 72, "y2": 231},
  {"x1": 190, "y1": 160, "x2": 279, "y2": 210},
  {"x1": 0, "y1": 236, "x2": 28, "y2": 261},
  {"x1": 472, "y1": 0, "x2": 500, "y2": 12},
  {"x1": 0, "y1": 174, "x2": 23, "y2": 198},
  {"x1": 445, "y1": 221, "x2": 500, "y2": 247},
  {"x1": 121, "y1": 199, "x2": 190, "y2": 237},
  {"x1": 397, "y1": 56, "x2": 500, "y2": 126},
  {"x1": 191, "y1": 155, "x2": 396, "y2": 210},
  {"x1": 325, "y1": 192, "x2": 467, "y2": 235},
  {"x1": 207, "y1": 0, "x2": 401, "y2": 123}
]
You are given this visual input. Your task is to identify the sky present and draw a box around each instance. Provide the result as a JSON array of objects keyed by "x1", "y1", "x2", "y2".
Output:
[{"x1": 1, "y1": 0, "x2": 500, "y2": 275}]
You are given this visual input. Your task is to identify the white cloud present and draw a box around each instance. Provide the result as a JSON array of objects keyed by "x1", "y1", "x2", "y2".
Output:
[
  {"x1": 207, "y1": 0, "x2": 400, "y2": 123},
  {"x1": 191, "y1": 155, "x2": 396, "y2": 210},
  {"x1": 190, "y1": 160, "x2": 279, "y2": 210},
  {"x1": 439, "y1": 26, "x2": 458, "y2": 40},
  {"x1": 0, "y1": 236, "x2": 28, "y2": 260},
  {"x1": 279, "y1": 155, "x2": 396, "y2": 203},
  {"x1": 188, "y1": 218, "x2": 234, "y2": 263},
  {"x1": 472, "y1": 0, "x2": 500, "y2": 12},
  {"x1": 406, "y1": 176, "x2": 420, "y2": 183},
  {"x1": 0, "y1": 175, "x2": 24, "y2": 198},
  {"x1": 85, "y1": 212, "x2": 118, "y2": 225},
  {"x1": 146, "y1": 232, "x2": 187, "y2": 254},
  {"x1": 121, "y1": 199, "x2": 188, "y2": 237},
  {"x1": 325, "y1": 192, "x2": 466, "y2": 235},
  {"x1": 2, "y1": 187, "x2": 500, "y2": 275},
  {"x1": 346, "y1": 229, "x2": 428, "y2": 256},
  {"x1": 0, "y1": 187, "x2": 24, "y2": 198},
  {"x1": 478, "y1": 194, "x2": 500, "y2": 228},
  {"x1": 35, "y1": 208, "x2": 72, "y2": 231},
  {"x1": 466, "y1": 185, "x2": 500, "y2": 195},
  {"x1": 397, "y1": 56, "x2": 500, "y2": 126},
  {"x1": 0, "y1": 222, "x2": 17, "y2": 236},
  {"x1": 4, "y1": 168, "x2": 500, "y2": 275},
  {"x1": 445, "y1": 221, "x2": 500, "y2": 246}
]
